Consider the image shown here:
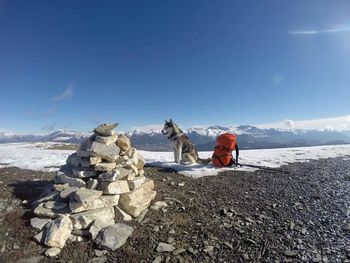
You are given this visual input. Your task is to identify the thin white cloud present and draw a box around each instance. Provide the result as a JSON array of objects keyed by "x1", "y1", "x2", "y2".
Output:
[
  {"x1": 288, "y1": 25, "x2": 350, "y2": 35},
  {"x1": 256, "y1": 115, "x2": 350, "y2": 131},
  {"x1": 53, "y1": 85, "x2": 74, "y2": 101}
]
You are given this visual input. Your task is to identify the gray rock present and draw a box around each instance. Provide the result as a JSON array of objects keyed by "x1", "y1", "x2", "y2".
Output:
[
  {"x1": 284, "y1": 250, "x2": 298, "y2": 257},
  {"x1": 55, "y1": 172, "x2": 86, "y2": 188},
  {"x1": 87, "y1": 142, "x2": 120, "y2": 162},
  {"x1": 152, "y1": 256, "x2": 163, "y2": 263},
  {"x1": 95, "y1": 162, "x2": 117, "y2": 172},
  {"x1": 60, "y1": 187, "x2": 79, "y2": 199},
  {"x1": 128, "y1": 177, "x2": 146, "y2": 190},
  {"x1": 156, "y1": 242, "x2": 175, "y2": 252},
  {"x1": 44, "y1": 201, "x2": 68, "y2": 210},
  {"x1": 45, "y1": 247, "x2": 61, "y2": 257},
  {"x1": 89, "y1": 217, "x2": 115, "y2": 240},
  {"x1": 89, "y1": 156, "x2": 102, "y2": 165},
  {"x1": 33, "y1": 191, "x2": 59, "y2": 205},
  {"x1": 30, "y1": 217, "x2": 52, "y2": 231},
  {"x1": 98, "y1": 168, "x2": 132, "y2": 182},
  {"x1": 33, "y1": 231, "x2": 44, "y2": 244},
  {"x1": 114, "y1": 206, "x2": 132, "y2": 221},
  {"x1": 94, "y1": 123, "x2": 118, "y2": 135},
  {"x1": 87, "y1": 178, "x2": 99, "y2": 190},
  {"x1": 116, "y1": 134, "x2": 131, "y2": 153},
  {"x1": 150, "y1": 201, "x2": 168, "y2": 211},
  {"x1": 34, "y1": 203, "x2": 70, "y2": 219},
  {"x1": 76, "y1": 150, "x2": 93, "y2": 158},
  {"x1": 95, "y1": 223, "x2": 134, "y2": 251}
]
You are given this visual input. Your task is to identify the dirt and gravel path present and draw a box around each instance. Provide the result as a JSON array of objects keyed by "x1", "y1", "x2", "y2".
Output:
[{"x1": 0, "y1": 156, "x2": 350, "y2": 263}]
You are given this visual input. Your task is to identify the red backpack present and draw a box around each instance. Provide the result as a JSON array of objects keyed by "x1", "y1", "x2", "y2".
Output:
[{"x1": 212, "y1": 133, "x2": 239, "y2": 167}]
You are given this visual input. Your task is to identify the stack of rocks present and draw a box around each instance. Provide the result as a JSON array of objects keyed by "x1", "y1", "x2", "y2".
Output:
[{"x1": 30, "y1": 123, "x2": 156, "y2": 257}]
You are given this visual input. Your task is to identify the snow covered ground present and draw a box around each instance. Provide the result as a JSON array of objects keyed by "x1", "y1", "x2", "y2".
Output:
[{"x1": 0, "y1": 142, "x2": 349, "y2": 178}]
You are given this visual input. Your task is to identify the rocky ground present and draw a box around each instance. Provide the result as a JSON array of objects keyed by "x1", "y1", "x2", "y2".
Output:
[{"x1": 0, "y1": 157, "x2": 350, "y2": 263}]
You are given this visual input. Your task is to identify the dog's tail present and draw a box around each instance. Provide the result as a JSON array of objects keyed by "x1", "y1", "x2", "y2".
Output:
[{"x1": 197, "y1": 157, "x2": 211, "y2": 165}]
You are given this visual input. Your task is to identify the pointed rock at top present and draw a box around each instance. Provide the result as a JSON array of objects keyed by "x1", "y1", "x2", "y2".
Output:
[{"x1": 94, "y1": 123, "x2": 118, "y2": 135}]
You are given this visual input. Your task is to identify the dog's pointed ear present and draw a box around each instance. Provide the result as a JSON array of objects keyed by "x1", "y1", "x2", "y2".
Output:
[
  {"x1": 165, "y1": 119, "x2": 168, "y2": 123},
  {"x1": 169, "y1": 118, "x2": 173, "y2": 123}
]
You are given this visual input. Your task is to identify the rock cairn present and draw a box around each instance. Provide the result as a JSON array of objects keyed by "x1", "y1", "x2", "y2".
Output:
[{"x1": 30, "y1": 123, "x2": 156, "y2": 256}]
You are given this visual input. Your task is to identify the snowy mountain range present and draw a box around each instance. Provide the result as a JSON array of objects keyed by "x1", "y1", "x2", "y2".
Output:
[{"x1": 1, "y1": 125, "x2": 349, "y2": 151}]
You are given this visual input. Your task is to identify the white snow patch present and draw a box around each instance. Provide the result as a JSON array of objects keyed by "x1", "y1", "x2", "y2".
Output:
[{"x1": 0, "y1": 143, "x2": 350, "y2": 178}]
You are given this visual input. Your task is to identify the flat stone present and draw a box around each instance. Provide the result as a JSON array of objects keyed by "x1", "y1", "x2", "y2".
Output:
[
  {"x1": 44, "y1": 201, "x2": 68, "y2": 210},
  {"x1": 95, "y1": 223, "x2": 134, "y2": 251},
  {"x1": 44, "y1": 216, "x2": 72, "y2": 248},
  {"x1": 60, "y1": 187, "x2": 79, "y2": 199},
  {"x1": 98, "y1": 180, "x2": 130, "y2": 195},
  {"x1": 73, "y1": 188, "x2": 103, "y2": 203},
  {"x1": 33, "y1": 191, "x2": 59, "y2": 205},
  {"x1": 70, "y1": 195, "x2": 120, "y2": 213},
  {"x1": 45, "y1": 247, "x2": 61, "y2": 257},
  {"x1": 55, "y1": 172, "x2": 86, "y2": 188},
  {"x1": 95, "y1": 134, "x2": 118, "y2": 145},
  {"x1": 114, "y1": 206, "x2": 132, "y2": 221},
  {"x1": 95, "y1": 162, "x2": 116, "y2": 172},
  {"x1": 89, "y1": 156, "x2": 102, "y2": 165},
  {"x1": 150, "y1": 201, "x2": 168, "y2": 211},
  {"x1": 116, "y1": 134, "x2": 131, "y2": 153},
  {"x1": 128, "y1": 177, "x2": 146, "y2": 190},
  {"x1": 284, "y1": 250, "x2": 298, "y2": 257},
  {"x1": 33, "y1": 231, "x2": 44, "y2": 244},
  {"x1": 87, "y1": 178, "x2": 99, "y2": 190},
  {"x1": 119, "y1": 179, "x2": 156, "y2": 217},
  {"x1": 156, "y1": 242, "x2": 175, "y2": 252},
  {"x1": 94, "y1": 123, "x2": 118, "y2": 135},
  {"x1": 87, "y1": 142, "x2": 120, "y2": 162},
  {"x1": 30, "y1": 217, "x2": 52, "y2": 231},
  {"x1": 89, "y1": 217, "x2": 115, "y2": 240},
  {"x1": 72, "y1": 168, "x2": 98, "y2": 178},
  {"x1": 98, "y1": 168, "x2": 132, "y2": 181},
  {"x1": 70, "y1": 207, "x2": 115, "y2": 229},
  {"x1": 34, "y1": 203, "x2": 70, "y2": 219}
]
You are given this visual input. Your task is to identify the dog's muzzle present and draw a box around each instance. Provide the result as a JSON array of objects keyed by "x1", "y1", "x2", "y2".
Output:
[{"x1": 161, "y1": 129, "x2": 168, "y2": 135}]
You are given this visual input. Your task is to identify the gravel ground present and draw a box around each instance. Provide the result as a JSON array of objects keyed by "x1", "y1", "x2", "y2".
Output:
[{"x1": 0, "y1": 156, "x2": 350, "y2": 263}]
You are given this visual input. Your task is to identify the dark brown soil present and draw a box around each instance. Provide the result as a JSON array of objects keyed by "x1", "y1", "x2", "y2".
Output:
[{"x1": 1, "y1": 157, "x2": 350, "y2": 263}]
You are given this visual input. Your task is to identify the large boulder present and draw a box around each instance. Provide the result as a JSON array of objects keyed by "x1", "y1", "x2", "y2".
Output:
[
  {"x1": 95, "y1": 223, "x2": 134, "y2": 251},
  {"x1": 44, "y1": 216, "x2": 73, "y2": 248},
  {"x1": 119, "y1": 179, "x2": 156, "y2": 217}
]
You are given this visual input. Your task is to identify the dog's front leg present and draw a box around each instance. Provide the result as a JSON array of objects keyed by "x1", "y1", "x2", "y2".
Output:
[
  {"x1": 176, "y1": 143, "x2": 182, "y2": 164},
  {"x1": 173, "y1": 149, "x2": 178, "y2": 163}
]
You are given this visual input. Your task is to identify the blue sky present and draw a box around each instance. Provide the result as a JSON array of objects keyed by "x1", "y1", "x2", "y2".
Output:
[{"x1": 1, "y1": 1, "x2": 350, "y2": 133}]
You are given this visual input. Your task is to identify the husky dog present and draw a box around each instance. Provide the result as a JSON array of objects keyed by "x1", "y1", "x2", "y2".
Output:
[{"x1": 161, "y1": 119, "x2": 211, "y2": 165}]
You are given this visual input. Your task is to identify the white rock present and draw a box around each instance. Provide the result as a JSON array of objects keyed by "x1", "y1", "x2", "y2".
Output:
[
  {"x1": 116, "y1": 134, "x2": 131, "y2": 153},
  {"x1": 98, "y1": 180, "x2": 130, "y2": 195},
  {"x1": 45, "y1": 247, "x2": 61, "y2": 257},
  {"x1": 70, "y1": 207, "x2": 115, "y2": 230},
  {"x1": 95, "y1": 223, "x2": 134, "y2": 251},
  {"x1": 30, "y1": 217, "x2": 52, "y2": 231},
  {"x1": 87, "y1": 142, "x2": 120, "y2": 162},
  {"x1": 89, "y1": 218, "x2": 115, "y2": 240},
  {"x1": 69, "y1": 195, "x2": 120, "y2": 213},
  {"x1": 72, "y1": 168, "x2": 97, "y2": 178},
  {"x1": 95, "y1": 162, "x2": 116, "y2": 172},
  {"x1": 69, "y1": 234, "x2": 84, "y2": 242},
  {"x1": 98, "y1": 168, "x2": 132, "y2": 181},
  {"x1": 119, "y1": 179, "x2": 156, "y2": 217},
  {"x1": 114, "y1": 206, "x2": 132, "y2": 221},
  {"x1": 89, "y1": 156, "x2": 102, "y2": 165},
  {"x1": 156, "y1": 242, "x2": 175, "y2": 252},
  {"x1": 150, "y1": 201, "x2": 168, "y2": 211},
  {"x1": 55, "y1": 172, "x2": 86, "y2": 188},
  {"x1": 128, "y1": 177, "x2": 146, "y2": 190},
  {"x1": 73, "y1": 188, "x2": 103, "y2": 203},
  {"x1": 33, "y1": 231, "x2": 44, "y2": 244},
  {"x1": 44, "y1": 216, "x2": 73, "y2": 248},
  {"x1": 95, "y1": 134, "x2": 118, "y2": 145}
]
